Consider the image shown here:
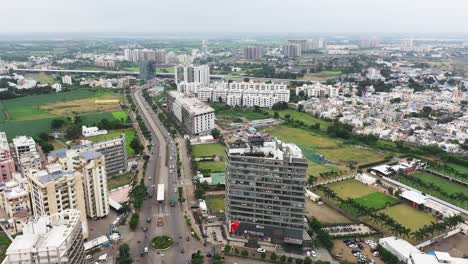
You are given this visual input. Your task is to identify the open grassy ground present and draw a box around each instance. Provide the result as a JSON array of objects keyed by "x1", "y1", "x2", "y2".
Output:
[
  {"x1": 217, "y1": 109, "x2": 270, "y2": 121},
  {"x1": 206, "y1": 195, "x2": 225, "y2": 214},
  {"x1": 265, "y1": 126, "x2": 386, "y2": 166},
  {"x1": 303, "y1": 71, "x2": 342, "y2": 81},
  {"x1": 39, "y1": 94, "x2": 121, "y2": 116},
  {"x1": 24, "y1": 74, "x2": 56, "y2": 84},
  {"x1": 197, "y1": 161, "x2": 225, "y2": 172},
  {"x1": 107, "y1": 172, "x2": 133, "y2": 190},
  {"x1": 0, "y1": 89, "x2": 125, "y2": 138},
  {"x1": 379, "y1": 204, "x2": 437, "y2": 231},
  {"x1": 305, "y1": 199, "x2": 353, "y2": 224},
  {"x1": 0, "y1": 232, "x2": 11, "y2": 262},
  {"x1": 88, "y1": 129, "x2": 136, "y2": 156},
  {"x1": 354, "y1": 192, "x2": 399, "y2": 211},
  {"x1": 267, "y1": 109, "x2": 330, "y2": 132},
  {"x1": 399, "y1": 172, "x2": 468, "y2": 210},
  {"x1": 0, "y1": 89, "x2": 120, "y2": 121},
  {"x1": 326, "y1": 179, "x2": 377, "y2": 199},
  {"x1": 192, "y1": 143, "x2": 225, "y2": 158}
]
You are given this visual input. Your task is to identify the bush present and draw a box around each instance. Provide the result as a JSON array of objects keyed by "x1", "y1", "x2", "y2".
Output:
[
  {"x1": 270, "y1": 252, "x2": 277, "y2": 261},
  {"x1": 151, "y1": 235, "x2": 174, "y2": 249},
  {"x1": 129, "y1": 213, "x2": 139, "y2": 230},
  {"x1": 241, "y1": 249, "x2": 248, "y2": 257},
  {"x1": 377, "y1": 245, "x2": 399, "y2": 264}
]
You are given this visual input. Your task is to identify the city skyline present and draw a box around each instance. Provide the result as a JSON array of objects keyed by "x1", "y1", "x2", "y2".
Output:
[{"x1": 2, "y1": 0, "x2": 468, "y2": 34}]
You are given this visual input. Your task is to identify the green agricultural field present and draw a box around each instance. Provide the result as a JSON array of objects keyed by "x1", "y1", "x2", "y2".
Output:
[
  {"x1": 266, "y1": 126, "x2": 337, "y2": 149},
  {"x1": 112, "y1": 111, "x2": 128, "y2": 121},
  {"x1": 192, "y1": 143, "x2": 225, "y2": 158},
  {"x1": 206, "y1": 195, "x2": 225, "y2": 214},
  {"x1": 318, "y1": 146, "x2": 386, "y2": 165},
  {"x1": 268, "y1": 109, "x2": 330, "y2": 132},
  {"x1": 107, "y1": 172, "x2": 133, "y2": 190},
  {"x1": 197, "y1": 161, "x2": 225, "y2": 172},
  {"x1": 447, "y1": 163, "x2": 468, "y2": 174},
  {"x1": 0, "y1": 89, "x2": 119, "y2": 121},
  {"x1": 380, "y1": 204, "x2": 436, "y2": 231},
  {"x1": 399, "y1": 172, "x2": 468, "y2": 210},
  {"x1": 0, "y1": 232, "x2": 11, "y2": 262},
  {"x1": 25, "y1": 74, "x2": 56, "y2": 84},
  {"x1": 326, "y1": 179, "x2": 377, "y2": 199},
  {"x1": 217, "y1": 110, "x2": 270, "y2": 121},
  {"x1": 88, "y1": 129, "x2": 136, "y2": 156},
  {"x1": 0, "y1": 118, "x2": 55, "y2": 138},
  {"x1": 354, "y1": 192, "x2": 399, "y2": 211}
]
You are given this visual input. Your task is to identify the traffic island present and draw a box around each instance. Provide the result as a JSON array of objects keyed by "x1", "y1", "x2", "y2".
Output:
[{"x1": 151, "y1": 235, "x2": 174, "y2": 250}]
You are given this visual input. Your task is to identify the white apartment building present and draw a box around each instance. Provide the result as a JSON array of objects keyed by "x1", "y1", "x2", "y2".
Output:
[
  {"x1": 12, "y1": 136, "x2": 41, "y2": 176},
  {"x1": 82, "y1": 126, "x2": 108, "y2": 137},
  {"x1": 5, "y1": 209, "x2": 86, "y2": 264},
  {"x1": 28, "y1": 168, "x2": 88, "y2": 239},
  {"x1": 295, "y1": 82, "x2": 339, "y2": 98},
  {"x1": 51, "y1": 83, "x2": 62, "y2": 92},
  {"x1": 175, "y1": 64, "x2": 210, "y2": 86},
  {"x1": 61, "y1": 75, "x2": 72, "y2": 85},
  {"x1": 0, "y1": 184, "x2": 30, "y2": 219},
  {"x1": 167, "y1": 91, "x2": 215, "y2": 135},
  {"x1": 195, "y1": 81, "x2": 290, "y2": 109}
]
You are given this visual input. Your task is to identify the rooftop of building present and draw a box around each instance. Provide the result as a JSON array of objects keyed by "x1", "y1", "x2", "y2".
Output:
[
  {"x1": 80, "y1": 151, "x2": 103, "y2": 161},
  {"x1": 36, "y1": 170, "x2": 77, "y2": 184},
  {"x1": 6, "y1": 209, "x2": 81, "y2": 254},
  {"x1": 168, "y1": 91, "x2": 214, "y2": 115},
  {"x1": 12, "y1": 135, "x2": 35, "y2": 146},
  {"x1": 227, "y1": 135, "x2": 303, "y2": 160}
]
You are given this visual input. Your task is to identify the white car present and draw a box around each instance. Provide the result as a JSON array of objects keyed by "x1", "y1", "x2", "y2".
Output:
[
  {"x1": 85, "y1": 255, "x2": 92, "y2": 260},
  {"x1": 170, "y1": 170, "x2": 173, "y2": 173},
  {"x1": 256, "y1": 248, "x2": 266, "y2": 253},
  {"x1": 311, "y1": 251, "x2": 317, "y2": 257},
  {"x1": 144, "y1": 247, "x2": 149, "y2": 253},
  {"x1": 306, "y1": 251, "x2": 311, "y2": 257},
  {"x1": 174, "y1": 188, "x2": 177, "y2": 193}
]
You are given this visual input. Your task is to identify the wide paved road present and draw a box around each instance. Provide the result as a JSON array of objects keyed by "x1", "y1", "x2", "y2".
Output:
[{"x1": 131, "y1": 87, "x2": 200, "y2": 263}]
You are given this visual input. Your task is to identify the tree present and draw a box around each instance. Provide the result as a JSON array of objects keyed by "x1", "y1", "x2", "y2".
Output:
[
  {"x1": 65, "y1": 125, "x2": 81, "y2": 140},
  {"x1": 287, "y1": 256, "x2": 293, "y2": 263},
  {"x1": 297, "y1": 104, "x2": 304, "y2": 112},
  {"x1": 129, "y1": 213, "x2": 139, "y2": 230},
  {"x1": 304, "y1": 257, "x2": 313, "y2": 264},
  {"x1": 51, "y1": 119, "x2": 65, "y2": 129},
  {"x1": 274, "y1": 112, "x2": 280, "y2": 119},
  {"x1": 211, "y1": 128, "x2": 221, "y2": 139},
  {"x1": 280, "y1": 255, "x2": 287, "y2": 263},
  {"x1": 130, "y1": 137, "x2": 144, "y2": 154},
  {"x1": 117, "y1": 243, "x2": 133, "y2": 264},
  {"x1": 224, "y1": 245, "x2": 231, "y2": 254},
  {"x1": 270, "y1": 252, "x2": 277, "y2": 261},
  {"x1": 234, "y1": 248, "x2": 240, "y2": 255},
  {"x1": 261, "y1": 252, "x2": 266, "y2": 259},
  {"x1": 241, "y1": 249, "x2": 248, "y2": 257}
]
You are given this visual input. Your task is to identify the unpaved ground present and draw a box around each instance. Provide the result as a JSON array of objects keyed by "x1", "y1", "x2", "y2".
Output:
[
  {"x1": 305, "y1": 199, "x2": 353, "y2": 224},
  {"x1": 332, "y1": 238, "x2": 384, "y2": 264},
  {"x1": 423, "y1": 233, "x2": 468, "y2": 258}
]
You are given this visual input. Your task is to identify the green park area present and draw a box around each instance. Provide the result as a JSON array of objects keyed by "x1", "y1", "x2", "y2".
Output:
[
  {"x1": 399, "y1": 172, "x2": 468, "y2": 210},
  {"x1": 192, "y1": 143, "x2": 225, "y2": 158},
  {"x1": 0, "y1": 89, "x2": 125, "y2": 138},
  {"x1": 267, "y1": 109, "x2": 330, "y2": 132},
  {"x1": 354, "y1": 192, "x2": 399, "y2": 211},
  {"x1": 88, "y1": 128, "x2": 136, "y2": 156},
  {"x1": 265, "y1": 126, "x2": 386, "y2": 177},
  {"x1": 25, "y1": 74, "x2": 56, "y2": 84},
  {"x1": 327, "y1": 179, "x2": 378, "y2": 199},
  {"x1": 304, "y1": 70, "x2": 342, "y2": 81},
  {"x1": 380, "y1": 204, "x2": 437, "y2": 231},
  {"x1": 206, "y1": 195, "x2": 225, "y2": 214},
  {"x1": 197, "y1": 161, "x2": 225, "y2": 173}
]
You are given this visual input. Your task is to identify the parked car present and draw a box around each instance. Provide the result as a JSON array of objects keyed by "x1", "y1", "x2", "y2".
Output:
[
  {"x1": 257, "y1": 248, "x2": 266, "y2": 253},
  {"x1": 144, "y1": 247, "x2": 149, "y2": 253}
]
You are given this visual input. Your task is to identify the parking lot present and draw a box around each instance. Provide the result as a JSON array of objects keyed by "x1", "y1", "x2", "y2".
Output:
[{"x1": 332, "y1": 238, "x2": 384, "y2": 264}]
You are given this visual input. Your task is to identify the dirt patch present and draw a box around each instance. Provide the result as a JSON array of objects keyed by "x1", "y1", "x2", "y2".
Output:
[
  {"x1": 305, "y1": 199, "x2": 352, "y2": 224},
  {"x1": 332, "y1": 238, "x2": 384, "y2": 264},
  {"x1": 423, "y1": 233, "x2": 468, "y2": 258}
]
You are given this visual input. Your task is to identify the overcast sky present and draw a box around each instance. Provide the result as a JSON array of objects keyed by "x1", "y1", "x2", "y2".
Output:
[{"x1": 2, "y1": 0, "x2": 468, "y2": 34}]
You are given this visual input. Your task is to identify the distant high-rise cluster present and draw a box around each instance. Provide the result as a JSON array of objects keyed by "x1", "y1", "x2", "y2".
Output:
[
  {"x1": 282, "y1": 44, "x2": 302, "y2": 57},
  {"x1": 359, "y1": 39, "x2": 381, "y2": 48},
  {"x1": 243, "y1": 46, "x2": 263, "y2": 60},
  {"x1": 124, "y1": 48, "x2": 167, "y2": 63},
  {"x1": 175, "y1": 64, "x2": 210, "y2": 86},
  {"x1": 288, "y1": 40, "x2": 307, "y2": 51}
]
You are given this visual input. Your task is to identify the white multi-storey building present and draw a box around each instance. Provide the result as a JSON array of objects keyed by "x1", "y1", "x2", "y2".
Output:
[
  {"x1": 167, "y1": 91, "x2": 215, "y2": 135},
  {"x1": 295, "y1": 82, "x2": 339, "y2": 98},
  {"x1": 194, "y1": 81, "x2": 290, "y2": 109},
  {"x1": 175, "y1": 64, "x2": 210, "y2": 86},
  {"x1": 12, "y1": 136, "x2": 41, "y2": 176},
  {"x1": 5, "y1": 209, "x2": 86, "y2": 264},
  {"x1": 61, "y1": 75, "x2": 72, "y2": 85}
]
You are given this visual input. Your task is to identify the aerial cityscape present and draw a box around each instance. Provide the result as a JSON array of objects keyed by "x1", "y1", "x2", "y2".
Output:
[{"x1": 0, "y1": 1, "x2": 467, "y2": 264}]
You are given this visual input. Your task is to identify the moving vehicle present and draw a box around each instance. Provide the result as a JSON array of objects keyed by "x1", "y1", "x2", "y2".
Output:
[
  {"x1": 144, "y1": 247, "x2": 149, "y2": 253},
  {"x1": 170, "y1": 197, "x2": 176, "y2": 207},
  {"x1": 157, "y1": 184, "x2": 164, "y2": 203}
]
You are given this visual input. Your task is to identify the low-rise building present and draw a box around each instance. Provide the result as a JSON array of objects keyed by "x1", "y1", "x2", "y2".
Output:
[{"x1": 82, "y1": 126, "x2": 108, "y2": 137}]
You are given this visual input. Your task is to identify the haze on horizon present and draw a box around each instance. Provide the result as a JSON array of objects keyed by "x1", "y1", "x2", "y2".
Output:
[{"x1": 2, "y1": 0, "x2": 468, "y2": 34}]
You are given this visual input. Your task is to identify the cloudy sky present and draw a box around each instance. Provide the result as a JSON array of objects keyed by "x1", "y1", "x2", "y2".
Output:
[{"x1": 2, "y1": 0, "x2": 467, "y2": 34}]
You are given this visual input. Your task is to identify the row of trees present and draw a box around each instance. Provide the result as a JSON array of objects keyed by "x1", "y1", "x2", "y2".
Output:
[
  {"x1": 224, "y1": 245, "x2": 316, "y2": 264},
  {"x1": 427, "y1": 161, "x2": 468, "y2": 181},
  {"x1": 316, "y1": 185, "x2": 464, "y2": 241}
]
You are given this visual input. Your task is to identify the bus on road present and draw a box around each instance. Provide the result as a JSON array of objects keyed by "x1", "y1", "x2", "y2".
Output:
[{"x1": 157, "y1": 184, "x2": 164, "y2": 203}]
